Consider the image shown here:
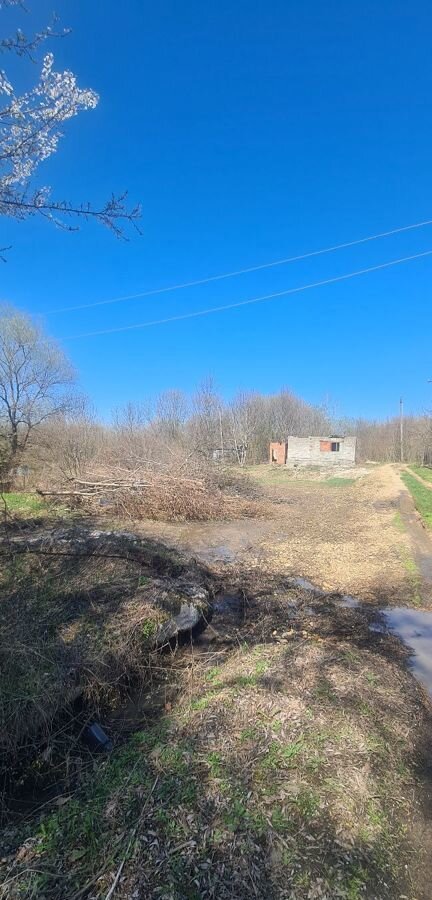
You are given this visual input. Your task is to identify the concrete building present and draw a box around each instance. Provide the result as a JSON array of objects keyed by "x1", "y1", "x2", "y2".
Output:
[{"x1": 269, "y1": 435, "x2": 356, "y2": 468}]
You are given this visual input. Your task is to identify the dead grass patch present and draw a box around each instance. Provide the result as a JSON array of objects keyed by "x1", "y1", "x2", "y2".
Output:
[
  {"x1": 3, "y1": 588, "x2": 432, "y2": 899},
  {"x1": 0, "y1": 526, "x2": 212, "y2": 804}
]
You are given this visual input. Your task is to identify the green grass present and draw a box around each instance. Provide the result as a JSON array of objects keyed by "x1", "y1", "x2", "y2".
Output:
[
  {"x1": 409, "y1": 465, "x2": 432, "y2": 484},
  {"x1": 4, "y1": 633, "x2": 414, "y2": 900},
  {"x1": 401, "y1": 472, "x2": 432, "y2": 529},
  {"x1": 392, "y1": 511, "x2": 405, "y2": 532},
  {"x1": 1, "y1": 491, "x2": 47, "y2": 514},
  {"x1": 245, "y1": 465, "x2": 355, "y2": 488},
  {"x1": 325, "y1": 477, "x2": 355, "y2": 487},
  {"x1": 245, "y1": 465, "x2": 313, "y2": 485},
  {"x1": 398, "y1": 544, "x2": 422, "y2": 605}
]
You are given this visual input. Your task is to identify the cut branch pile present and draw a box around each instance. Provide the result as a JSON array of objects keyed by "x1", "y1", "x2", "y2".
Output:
[{"x1": 39, "y1": 467, "x2": 261, "y2": 521}]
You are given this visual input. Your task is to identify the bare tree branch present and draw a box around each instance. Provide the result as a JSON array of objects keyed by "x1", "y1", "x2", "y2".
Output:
[
  {"x1": 0, "y1": 13, "x2": 70, "y2": 61},
  {"x1": 0, "y1": 192, "x2": 142, "y2": 237}
]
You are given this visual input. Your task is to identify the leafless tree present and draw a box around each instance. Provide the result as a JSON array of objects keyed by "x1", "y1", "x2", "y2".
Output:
[
  {"x1": 155, "y1": 390, "x2": 189, "y2": 441},
  {"x1": 0, "y1": 305, "x2": 75, "y2": 480},
  {"x1": 112, "y1": 401, "x2": 156, "y2": 469},
  {"x1": 228, "y1": 392, "x2": 263, "y2": 466},
  {"x1": 191, "y1": 377, "x2": 223, "y2": 453},
  {"x1": 48, "y1": 410, "x2": 103, "y2": 481}
]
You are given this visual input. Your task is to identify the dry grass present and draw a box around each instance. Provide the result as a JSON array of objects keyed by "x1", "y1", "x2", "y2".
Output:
[
  {"x1": 3, "y1": 465, "x2": 432, "y2": 898},
  {"x1": 3, "y1": 589, "x2": 432, "y2": 899},
  {"x1": 245, "y1": 463, "x2": 370, "y2": 486},
  {"x1": 0, "y1": 526, "x2": 211, "y2": 802},
  {"x1": 247, "y1": 464, "x2": 426, "y2": 603}
]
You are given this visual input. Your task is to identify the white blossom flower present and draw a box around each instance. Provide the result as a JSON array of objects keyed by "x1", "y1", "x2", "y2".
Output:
[
  {"x1": 0, "y1": 71, "x2": 13, "y2": 95},
  {"x1": 1, "y1": 52, "x2": 99, "y2": 200},
  {"x1": 0, "y1": 9, "x2": 139, "y2": 237}
]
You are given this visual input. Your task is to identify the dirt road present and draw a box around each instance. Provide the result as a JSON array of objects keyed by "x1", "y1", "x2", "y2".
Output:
[{"x1": 138, "y1": 464, "x2": 432, "y2": 606}]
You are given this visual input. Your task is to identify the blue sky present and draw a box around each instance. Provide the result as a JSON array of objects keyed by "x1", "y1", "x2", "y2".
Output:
[{"x1": 1, "y1": 0, "x2": 432, "y2": 420}]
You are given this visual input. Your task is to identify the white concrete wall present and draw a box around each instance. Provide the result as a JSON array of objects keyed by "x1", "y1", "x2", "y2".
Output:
[{"x1": 286, "y1": 436, "x2": 356, "y2": 467}]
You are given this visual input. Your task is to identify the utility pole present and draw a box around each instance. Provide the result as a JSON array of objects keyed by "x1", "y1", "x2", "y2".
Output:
[
  {"x1": 218, "y1": 406, "x2": 224, "y2": 460},
  {"x1": 400, "y1": 397, "x2": 404, "y2": 463}
]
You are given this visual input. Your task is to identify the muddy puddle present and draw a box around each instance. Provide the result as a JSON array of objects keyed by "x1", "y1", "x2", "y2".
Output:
[
  {"x1": 135, "y1": 518, "x2": 273, "y2": 567},
  {"x1": 199, "y1": 545, "x2": 236, "y2": 564},
  {"x1": 337, "y1": 596, "x2": 432, "y2": 698},
  {"x1": 286, "y1": 576, "x2": 325, "y2": 595},
  {"x1": 379, "y1": 607, "x2": 432, "y2": 697},
  {"x1": 338, "y1": 595, "x2": 360, "y2": 609}
]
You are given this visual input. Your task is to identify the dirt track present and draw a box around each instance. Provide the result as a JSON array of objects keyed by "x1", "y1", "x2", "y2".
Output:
[{"x1": 138, "y1": 464, "x2": 432, "y2": 606}]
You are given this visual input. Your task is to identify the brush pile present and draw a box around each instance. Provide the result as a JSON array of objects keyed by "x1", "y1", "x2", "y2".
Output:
[{"x1": 39, "y1": 465, "x2": 262, "y2": 521}]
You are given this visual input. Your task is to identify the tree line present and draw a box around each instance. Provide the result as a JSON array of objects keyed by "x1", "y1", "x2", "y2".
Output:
[{"x1": 0, "y1": 306, "x2": 430, "y2": 489}]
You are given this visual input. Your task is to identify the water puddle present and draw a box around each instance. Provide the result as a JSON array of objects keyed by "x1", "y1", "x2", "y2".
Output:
[
  {"x1": 338, "y1": 595, "x2": 360, "y2": 609},
  {"x1": 200, "y1": 545, "x2": 236, "y2": 564},
  {"x1": 335, "y1": 594, "x2": 432, "y2": 697},
  {"x1": 212, "y1": 591, "x2": 245, "y2": 624},
  {"x1": 380, "y1": 607, "x2": 432, "y2": 697},
  {"x1": 286, "y1": 576, "x2": 325, "y2": 596}
]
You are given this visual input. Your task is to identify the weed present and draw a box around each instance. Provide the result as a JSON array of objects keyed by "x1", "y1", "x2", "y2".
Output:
[
  {"x1": 158, "y1": 744, "x2": 190, "y2": 774},
  {"x1": 392, "y1": 511, "x2": 405, "y2": 531},
  {"x1": 343, "y1": 869, "x2": 367, "y2": 900},
  {"x1": 365, "y1": 733, "x2": 388, "y2": 757},
  {"x1": 130, "y1": 720, "x2": 170, "y2": 750},
  {"x1": 366, "y1": 799, "x2": 386, "y2": 829},
  {"x1": 210, "y1": 827, "x2": 225, "y2": 845},
  {"x1": 343, "y1": 649, "x2": 361, "y2": 664},
  {"x1": 205, "y1": 750, "x2": 223, "y2": 777},
  {"x1": 205, "y1": 666, "x2": 221, "y2": 682},
  {"x1": 191, "y1": 691, "x2": 218, "y2": 710},
  {"x1": 313, "y1": 678, "x2": 336, "y2": 701},
  {"x1": 141, "y1": 618, "x2": 157, "y2": 639},
  {"x1": 223, "y1": 797, "x2": 248, "y2": 832},
  {"x1": 254, "y1": 660, "x2": 269, "y2": 676},
  {"x1": 294, "y1": 870, "x2": 312, "y2": 889},
  {"x1": 261, "y1": 739, "x2": 304, "y2": 771},
  {"x1": 240, "y1": 725, "x2": 258, "y2": 741},
  {"x1": 234, "y1": 674, "x2": 258, "y2": 688},
  {"x1": 304, "y1": 752, "x2": 325, "y2": 773},
  {"x1": 294, "y1": 787, "x2": 320, "y2": 818},
  {"x1": 398, "y1": 544, "x2": 422, "y2": 604},
  {"x1": 271, "y1": 807, "x2": 292, "y2": 833}
]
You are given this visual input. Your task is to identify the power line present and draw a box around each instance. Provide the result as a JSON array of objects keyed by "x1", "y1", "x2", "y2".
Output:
[
  {"x1": 51, "y1": 216, "x2": 432, "y2": 314},
  {"x1": 66, "y1": 247, "x2": 432, "y2": 339}
]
